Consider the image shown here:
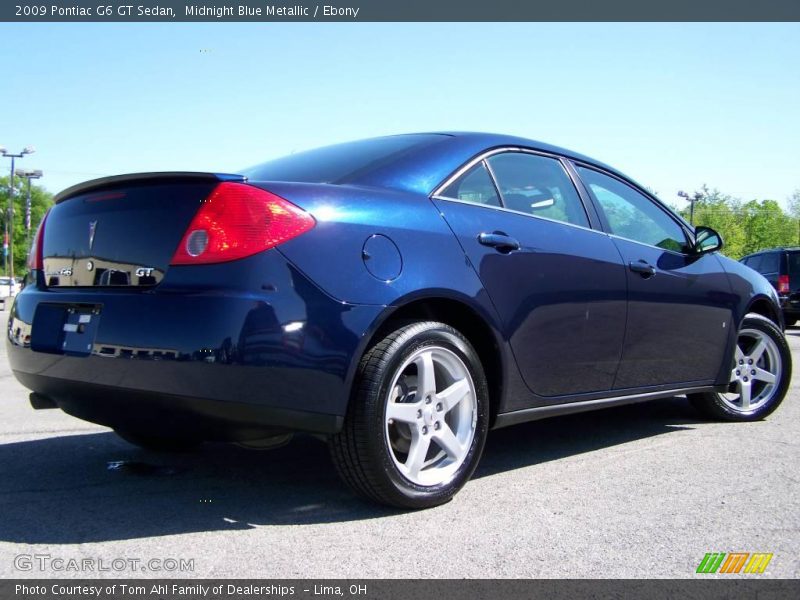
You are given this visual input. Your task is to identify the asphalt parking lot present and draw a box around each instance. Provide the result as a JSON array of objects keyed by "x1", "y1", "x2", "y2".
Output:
[{"x1": 0, "y1": 305, "x2": 798, "y2": 579}]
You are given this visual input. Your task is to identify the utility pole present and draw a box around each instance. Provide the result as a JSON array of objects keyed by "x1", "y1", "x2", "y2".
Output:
[{"x1": 1, "y1": 146, "x2": 36, "y2": 278}]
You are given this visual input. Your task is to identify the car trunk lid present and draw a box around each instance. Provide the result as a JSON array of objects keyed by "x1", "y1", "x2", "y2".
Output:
[{"x1": 42, "y1": 172, "x2": 244, "y2": 288}]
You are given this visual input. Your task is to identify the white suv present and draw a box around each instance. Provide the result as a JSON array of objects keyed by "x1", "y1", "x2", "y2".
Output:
[{"x1": 0, "y1": 276, "x2": 17, "y2": 309}]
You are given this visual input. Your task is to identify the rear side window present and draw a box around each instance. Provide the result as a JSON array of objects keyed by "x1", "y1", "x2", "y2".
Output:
[
  {"x1": 439, "y1": 162, "x2": 500, "y2": 207},
  {"x1": 760, "y1": 252, "x2": 780, "y2": 274},
  {"x1": 788, "y1": 253, "x2": 800, "y2": 281},
  {"x1": 485, "y1": 152, "x2": 589, "y2": 227},
  {"x1": 746, "y1": 255, "x2": 764, "y2": 272},
  {"x1": 577, "y1": 166, "x2": 689, "y2": 253}
]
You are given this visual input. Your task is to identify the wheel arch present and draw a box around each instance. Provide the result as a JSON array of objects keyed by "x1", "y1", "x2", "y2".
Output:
[
  {"x1": 714, "y1": 297, "x2": 784, "y2": 388},
  {"x1": 348, "y1": 293, "x2": 507, "y2": 427},
  {"x1": 745, "y1": 295, "x2": 782, "y2": 329}
]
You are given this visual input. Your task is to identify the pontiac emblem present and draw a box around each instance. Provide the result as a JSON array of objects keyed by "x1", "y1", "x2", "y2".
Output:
[{"x1": 88, "y1": 220, "x2": 98, "y2": 250}]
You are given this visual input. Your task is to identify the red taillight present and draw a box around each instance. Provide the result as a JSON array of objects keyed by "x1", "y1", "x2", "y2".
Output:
[
  {"x1": 778, "y1": 274, "x2": 790, "y2": 294},
  {"x1": 27, "y1": 209, "x2": 49, "y2": 270},
  {"x1": 170, "y1": 182, "x2": 315, "y2": 265}
]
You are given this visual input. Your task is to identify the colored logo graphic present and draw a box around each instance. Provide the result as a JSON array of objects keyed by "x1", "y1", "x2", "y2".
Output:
[{"x1": 696, "y1": 553, "x2": 773, "y2": 574}]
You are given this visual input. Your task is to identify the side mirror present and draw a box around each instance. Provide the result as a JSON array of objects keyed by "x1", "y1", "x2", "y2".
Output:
[{"x1": 694, "y1": 226, "x2": 723, "y2": 255}]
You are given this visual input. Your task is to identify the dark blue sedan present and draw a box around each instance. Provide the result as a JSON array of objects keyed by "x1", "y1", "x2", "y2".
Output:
[{"x1": 6, "y1": 132, "x2": 791, "y2": 508}]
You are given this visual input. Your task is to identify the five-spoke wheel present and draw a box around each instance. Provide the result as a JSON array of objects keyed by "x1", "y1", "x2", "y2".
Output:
[
  {"x1": 690, "y1": 314, "x2": 791, "y2": 421},
  {"x1": 329, "y1": 313, "x2": 790, "y2": 508},
  {"x1": 384, "y1": 346, "x2": 477, "y2": 486},
  {"x1": 723, "y1": 328, "x2": 781, "y2": 413},
  {"x1": 329, "y1": 321, "x2": 488, "y2": 509}
]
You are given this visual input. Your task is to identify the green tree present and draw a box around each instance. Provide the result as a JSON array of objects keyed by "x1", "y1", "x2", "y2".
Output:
[
  {"x1": 740, "y1": 198, "x2": 797, "y2": 256},
  {"x1": 788, "y1": 188, "x2": 800, "y2": 220},
  {"x1": 0, "y1": 175, "x2": 53, "y2": 277},
  {"x1": 679, "y1": 186, "x2": 747, "y2": 259},
  {"x1": 676, "y1": 185, "x2": 799, "y2": 259}
]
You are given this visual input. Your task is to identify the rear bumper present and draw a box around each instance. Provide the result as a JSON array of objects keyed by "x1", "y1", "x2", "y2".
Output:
[
  {"x1": 6, "y1": 250, "x2": 382, "y2": 440},
  {"x1": 17, "y1": 373, "x2": 342, "y2": 439},
  {"x1": 779, "y1": 295, "x2": 800, "y2": 322}
]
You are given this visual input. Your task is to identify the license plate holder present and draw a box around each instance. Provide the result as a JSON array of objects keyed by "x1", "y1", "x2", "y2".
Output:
[{"x1": 30, "y1": 304, "x2": 102, "y2": 356}]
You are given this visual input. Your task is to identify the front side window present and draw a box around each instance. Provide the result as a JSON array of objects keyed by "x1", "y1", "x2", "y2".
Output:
[
  {"x1": 577, "y1": 166, "x2": 689, "y2": 253},
  {"x1": 486, "y1": 153, "x2": 589, "y2": 227}
]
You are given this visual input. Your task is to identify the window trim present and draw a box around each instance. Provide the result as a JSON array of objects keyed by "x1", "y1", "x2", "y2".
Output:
[
  {"x1": 572, "y1": 161, "x2": 694, "y2": 256},
  {"x1": 439, "y1": 159, "x2": 503, "y2": 209},
  {"x1": 431, "y1": 147, "x2": 599, "y2": 233},
  {"x1": 481, "y1": 158, "x2": 504, "y2": 207}
]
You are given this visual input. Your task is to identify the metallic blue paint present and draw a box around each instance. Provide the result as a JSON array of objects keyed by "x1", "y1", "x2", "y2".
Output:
[
  {"x1": 5, "y1": 132, "x2": 785, "y2": 440},
  {"x1": 431, "y1": 197, "x2": 628, "y2": 401},
  {"x1": 9, "y1": 250, "x2": 382, "y2": 436},
  {"x1": 361, "y1": 234, "x2": 403, "y2": 282},
  {"x1": 609, "y1": 240, "x2": 733, "y2": 389}
]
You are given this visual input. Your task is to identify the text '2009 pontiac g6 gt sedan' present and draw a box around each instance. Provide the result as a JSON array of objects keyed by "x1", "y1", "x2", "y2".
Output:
[{"x1": 6, "y1": 133, "x2": 791, "y2": 508}]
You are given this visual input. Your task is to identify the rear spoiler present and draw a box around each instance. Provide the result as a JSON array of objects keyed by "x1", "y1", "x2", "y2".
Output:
[{"x1": 54, "y1": 172, "x2": 247, "y2": 203}]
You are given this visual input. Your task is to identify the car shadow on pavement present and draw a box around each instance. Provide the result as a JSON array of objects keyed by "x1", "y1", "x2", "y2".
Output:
[
  {"x1": 0, "y1": 396, "x2": 704, "y2": 543},
  {"x1": 476, "y1": 396, "x2": 702, "y2": 479}
]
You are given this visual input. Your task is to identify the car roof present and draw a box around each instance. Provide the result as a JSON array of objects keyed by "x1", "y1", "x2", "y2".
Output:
[
  {"x1": 326, "y1": 131, "x2": 650, "y2": 197},
  {"x1": 59, "y1": 132, "x2": 661, "y2": 208},
  {"x1": 744, "y1": 248, "x2": 800, "y2": 257},
  {"x1": 434, "y1": 131, "x2": 613, "y2": 167}
]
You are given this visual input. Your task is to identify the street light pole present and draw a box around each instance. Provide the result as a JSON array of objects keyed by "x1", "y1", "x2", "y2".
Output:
[
  {"x1": 16, "y1": 169, "x2": 43, "y2": 253},
  {"x1": 678, "y1": 190, "x2": 695, "y2": 226},
  {"x1": 1, "y1": 146, "x2": 35, "y2": 278}
]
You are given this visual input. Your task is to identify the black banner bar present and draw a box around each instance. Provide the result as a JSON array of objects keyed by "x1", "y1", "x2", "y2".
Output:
[
  {"x1": 3, "y1": 0, "x2": 800, "y2": 22},
  {"x1": 2, "y1": 580, "x2": 800, "y2": 600}
]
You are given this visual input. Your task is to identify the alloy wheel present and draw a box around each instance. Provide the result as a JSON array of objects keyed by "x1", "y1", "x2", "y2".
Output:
[
  {"x1": 384, "y1": 345, "x2": 477, "y2": 486},
  {"x1": 722, "y1": 327, "x2": 782, "y2": 413}
]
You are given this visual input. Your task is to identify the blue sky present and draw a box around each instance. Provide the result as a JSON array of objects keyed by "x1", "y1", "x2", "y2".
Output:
[{"x1": 0, "y1": 23, "x2": 798, "y2": 209}]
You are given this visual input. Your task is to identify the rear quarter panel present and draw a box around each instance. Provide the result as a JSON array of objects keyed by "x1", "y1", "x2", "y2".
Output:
[
  {"x1": 260, "y1": 182, "x2": 486, "y2": 308},
  {"x1": 260, "y1": 181, "x2": 532, "y2": 417}
]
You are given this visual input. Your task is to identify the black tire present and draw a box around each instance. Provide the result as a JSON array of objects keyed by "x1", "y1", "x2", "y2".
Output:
[
  {"x1": 114, "y1": 429, "x2": 201, "y2": 452},
  {"x1": 329, "y1": 321, "x2": 489, "y2": 509},
  {"x1": 689, "y1": 313, "x2": 791, "y2": 421}
]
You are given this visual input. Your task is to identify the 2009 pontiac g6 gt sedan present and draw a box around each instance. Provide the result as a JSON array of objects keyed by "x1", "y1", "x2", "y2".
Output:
[{"x1": 6, "y1": 132, "x2": 791, "y2": 508}]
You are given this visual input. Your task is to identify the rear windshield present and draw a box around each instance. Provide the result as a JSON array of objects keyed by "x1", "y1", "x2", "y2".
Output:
[{"x1": 242, "y1": 134, "x2": 445, "y2": 185}]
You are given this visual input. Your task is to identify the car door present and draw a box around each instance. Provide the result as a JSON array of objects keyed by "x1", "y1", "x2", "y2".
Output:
[
  {"x1": 432, "y1": 150, "x2": 628, "y2": 401},
  {"x1": 574, "y1": 164, "x2": 732, "y2": 389}
]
